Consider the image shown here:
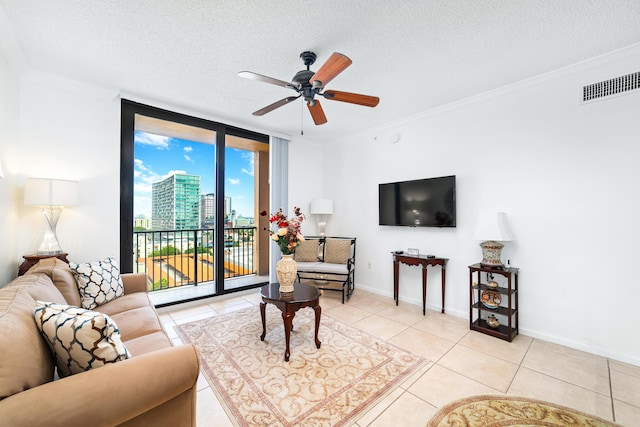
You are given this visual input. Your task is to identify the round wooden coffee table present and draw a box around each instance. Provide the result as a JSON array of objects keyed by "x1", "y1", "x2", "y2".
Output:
[{"x1": 259, "y1": 283, "x2": 321, "y2": 361}]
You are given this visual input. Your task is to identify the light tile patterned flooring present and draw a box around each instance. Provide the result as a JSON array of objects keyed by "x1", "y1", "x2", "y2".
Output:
[{"x1": 158, "y1": 289, "x2": 640, "y2": 426}]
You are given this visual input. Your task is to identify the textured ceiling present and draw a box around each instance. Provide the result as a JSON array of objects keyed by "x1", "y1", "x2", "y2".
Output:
[{"x1": 2, "y1": 0, "x2": 640, "y2": 140}]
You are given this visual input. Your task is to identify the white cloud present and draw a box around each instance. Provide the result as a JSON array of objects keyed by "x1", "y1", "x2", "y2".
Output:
[
  {"x1": 184, "y1": 154, "x2": 192, "y2": 162},
  {"x1": 184, "y1": 146, "x2": 193, "y2": 152},
  {"x1": 163, "y1": 170, "x2": 187, "y2": 180},
  {"x1": 241, "y1": 151, "x2": 254, "y2": 176},
  {"x1": 133, "y1": 157, "x2": 162, "y2": 217},
  {"x1": 228, "y1": 178, "x2": 240, "y2": 185},
  {"x1": 134, "y1": 131, "x2": 170, "y2": 149}
]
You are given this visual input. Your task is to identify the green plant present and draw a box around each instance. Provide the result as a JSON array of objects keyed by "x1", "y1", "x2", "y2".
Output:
[
  {"x1": 151, "y1": 246, "x2": 181, "y2": 257},
  {"x1": 150, "y1": 278, "x2": 169, "y2": 291}
]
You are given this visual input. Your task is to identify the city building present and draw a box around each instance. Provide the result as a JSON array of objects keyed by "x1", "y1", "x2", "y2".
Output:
[
  {"x1": 200, "y1": 193, "x2": 215, "y2": 229},
  {"x1": 134, "y1": 215, "x2": 152, "y2": 230},
  {"x1": 151, "y1": 173, "x2": 201, "y2": 230},
  {"x1": 224, "y1": 196, "x2": 231, "y2": 222}
]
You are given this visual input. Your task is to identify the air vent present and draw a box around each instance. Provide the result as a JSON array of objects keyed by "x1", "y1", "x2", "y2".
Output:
[{"x1": 583, "y1": 71, "x2": 640, "y2": 102}]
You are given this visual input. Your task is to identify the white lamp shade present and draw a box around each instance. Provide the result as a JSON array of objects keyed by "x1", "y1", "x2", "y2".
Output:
[
  {"x1": 24, "y1": 178, "x2": 79, "y2": 206},
  {"x1": 310, "y1": 199, "x2": 333, "y2": 215},
  {"x1": 473, "y1": 212, "x2": 514, "y2": 241}
]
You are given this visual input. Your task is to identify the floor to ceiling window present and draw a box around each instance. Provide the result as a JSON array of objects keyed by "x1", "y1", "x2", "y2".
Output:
[{"x1": 120, "y1": 100, "x2": 270, "y2": 305}]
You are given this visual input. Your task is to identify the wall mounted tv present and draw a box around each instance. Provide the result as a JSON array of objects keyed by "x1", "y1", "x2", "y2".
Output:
[{"x1": 378, "y1": 175, "x2": 456, "y2": 227}]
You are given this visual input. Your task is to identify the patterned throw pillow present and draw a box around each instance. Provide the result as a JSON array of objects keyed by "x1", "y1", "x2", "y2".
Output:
[
  {"x1": 69, "y1": 257, "x2": 124, "y2": 309},
  {"x1": 294, "y1": 239, "x2": 319, "y2": 262},
  {"x1": 324, "y1": 239, "x2": 352, "y2": 264},
  {"x1": 33, "y1": 301, "x2": 131, "y2": 378}
]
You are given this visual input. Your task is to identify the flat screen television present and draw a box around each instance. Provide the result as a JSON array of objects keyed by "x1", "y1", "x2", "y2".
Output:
[{"x1": 378, "y1": 175, "x2": 456, "y2": 227}]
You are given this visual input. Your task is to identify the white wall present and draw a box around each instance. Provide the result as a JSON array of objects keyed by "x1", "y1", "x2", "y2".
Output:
[
  {"x1": 15, "y1": 72, "x2": 122, "y2": 264},
  {"x1": 0, "y1": 50, "x2": 20, "y2": 284},
  {"x1": 288, "y1": 137, "x2": 326, "y2": 236},
  {"x1": 290, "y1": 47, "x2": 640, "y2": 365}
]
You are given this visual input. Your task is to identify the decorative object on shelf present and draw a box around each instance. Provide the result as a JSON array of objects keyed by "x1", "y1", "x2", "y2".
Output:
[
  {"x1": 481, "y1": 289, "x2": 501, "y2": 309},
  {"x1": 486, "y1": 314, "x2": 500, "y2": 328},
  {"x1": 309, "y1": 199, "x2": 333, "y2": 236},
  {"x1": 407, "y1": 248, "x2": 419, "y2": 255},
  {"x1": 472, "y1": 212, "x2": 514, "y2": 268},
  {"x1": 262, "y1": 207, "x2": 305, "y2": 292},
  {"x1": 24, "y1": 178, "x2": 79, "y2": 255},
  {"x1": 487, "y1": 280, "x2": 498, "y2": 289}
]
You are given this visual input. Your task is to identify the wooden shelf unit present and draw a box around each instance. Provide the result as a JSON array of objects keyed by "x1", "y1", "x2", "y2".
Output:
[{"x1": 469, "y1": 263, "x2": 519, "y2": 342}]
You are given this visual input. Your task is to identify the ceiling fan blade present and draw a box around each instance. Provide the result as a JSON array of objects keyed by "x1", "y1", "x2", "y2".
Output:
[
  {"x1": 310, "y1": 52, "x2": 352, "y2": 89},
  {"x1": 238, "y1": 71, "x2": 295, "y2": 89},
  {"x1": 253, "y1": 96, "x2": 300, "y2": 116},
  {"x1": 322, "y1": 90, "x2": 380, "y2": 107},
  {"x1": 307, "y1": 100, "x2": 328, "y2": 125}
]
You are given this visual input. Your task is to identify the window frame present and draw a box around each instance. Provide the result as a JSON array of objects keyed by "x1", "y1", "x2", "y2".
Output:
[{"x1": 120, "y1": 99, "x2": 269, "y2": 301}]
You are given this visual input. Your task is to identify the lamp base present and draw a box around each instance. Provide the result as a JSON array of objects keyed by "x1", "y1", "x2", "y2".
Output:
[
  {"x1": 316, "y1": 216, "x2": 328, "y2": 237},
  {"x1": 479, "y1": 240, "x2": 505, "y2": 268},
  {"x1": 37, "y1": 206, "x2": 65, "y2": 255}
]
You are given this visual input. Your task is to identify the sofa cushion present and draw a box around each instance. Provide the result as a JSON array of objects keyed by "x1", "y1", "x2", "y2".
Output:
[
  {"x1": 107, "y1": 305, "x2": 165, "y2": 342},
  {"x1": 69, "y1": 257, "x2": 125, "y2": 309},
  {"x1": 5, "y1": 273, "x2": 67, "y2": 305},
  {"x1": 26, "y1": 257, "x2": 82, "y2": 307},
  {"x1": 324, "y1": 239, "x2": 352, "y2": 264},
  {"x1": 0, "y1": 287, "x2": 55, "y2": 399},
  {"x1": 95, "y1": 292, "x2": 155, "y2": 317},
  {"x1": 294, "y1": 239, "x2": 319, "y2": 262},
  {"x1": 34, "y1": 301, "x2": 131, "y2": 378},
  {"x1": 123, "y1": 331, "x2": 174, "y2": 356}
]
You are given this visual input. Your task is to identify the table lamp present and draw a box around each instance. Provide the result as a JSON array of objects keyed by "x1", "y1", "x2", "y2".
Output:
[
  {"x1": 472, "y1": 212, "x2": 513, "y2": 268},
  {"x1": 24, "y1": 178, "x2": 79, "y2": 255},
  {"x1": 309, "y1": 199, "x2": 333, "y2": 236}
]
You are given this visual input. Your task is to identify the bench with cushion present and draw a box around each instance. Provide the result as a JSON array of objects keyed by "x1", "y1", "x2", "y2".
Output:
[{"x1": 295, "y1": 236, "x2": 356, "y2": 303}]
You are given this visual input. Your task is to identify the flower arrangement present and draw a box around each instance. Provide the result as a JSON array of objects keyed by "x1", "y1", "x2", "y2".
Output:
[{"x1": 261, "y1": 207, "x2": 305, "y2": 255}]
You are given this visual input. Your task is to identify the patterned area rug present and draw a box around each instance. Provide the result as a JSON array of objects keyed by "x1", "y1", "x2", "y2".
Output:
[
  {"x1": 427, "y1": 394, "x2": 622, "y2": 426},
  {"x1": 175, "y1": 305, "x2": 426, "y2": 427}
]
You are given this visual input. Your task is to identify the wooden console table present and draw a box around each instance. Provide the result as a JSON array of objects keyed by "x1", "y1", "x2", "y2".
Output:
[{"x1": 392, "y1": 253, "x2": 447, "y2": 315}]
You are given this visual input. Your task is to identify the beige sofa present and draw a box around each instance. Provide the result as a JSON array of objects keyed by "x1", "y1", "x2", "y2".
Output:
[{"x1": 0, "y1": 258, "x2": 199, "y2": 426}]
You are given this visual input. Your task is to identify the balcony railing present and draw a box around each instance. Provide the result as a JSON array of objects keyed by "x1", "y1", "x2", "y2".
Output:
[{"x1": 133, "y1": 227, "x2": 257, "y2": 291}]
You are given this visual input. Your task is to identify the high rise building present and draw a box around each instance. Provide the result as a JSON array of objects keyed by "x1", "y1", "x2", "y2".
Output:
[
  {"x1": 201, "y1": 193, "x2": 215, "y2": 229},
  {"x1": 224, "y1": 196, "x2": 232, "y2": 219},
  {"x1": 134, "y1": 215, "x2": 152, "y2": 230},
  {"x1": 152, "y1": 173, "x2": 201, "y2": 230}
]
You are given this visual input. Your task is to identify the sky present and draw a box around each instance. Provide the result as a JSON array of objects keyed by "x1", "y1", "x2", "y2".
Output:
[{"x1": 134, "y1": 131, "x2": 255, "y2": 218}]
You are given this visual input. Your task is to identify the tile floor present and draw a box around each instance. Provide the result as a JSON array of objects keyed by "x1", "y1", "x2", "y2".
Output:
[{"x1": 157, "y1": 288, "x2": 640, "y2": 426}]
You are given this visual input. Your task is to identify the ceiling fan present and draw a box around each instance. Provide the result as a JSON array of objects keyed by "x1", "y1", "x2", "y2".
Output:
[{"x1": 238, "y1": 51, "x2": 379, "y2": 125}]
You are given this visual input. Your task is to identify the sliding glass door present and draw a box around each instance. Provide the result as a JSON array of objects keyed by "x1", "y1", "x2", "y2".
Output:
[{"x1": 121, "y1": 100, "x2": 269, "y2": 304}]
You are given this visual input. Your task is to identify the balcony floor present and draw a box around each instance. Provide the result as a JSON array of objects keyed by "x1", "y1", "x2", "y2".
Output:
[{"x1": 149, "y1": 274, "x2": 269, "y2": 306}]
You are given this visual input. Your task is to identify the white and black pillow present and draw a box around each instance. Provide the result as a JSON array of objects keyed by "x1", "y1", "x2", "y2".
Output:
[
  {"x1": 69, "y1": 257, "x2": 124, "y2": 309},
  {"x1": 33, "y1": 301, "x2": 131, "y2": 378}
]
